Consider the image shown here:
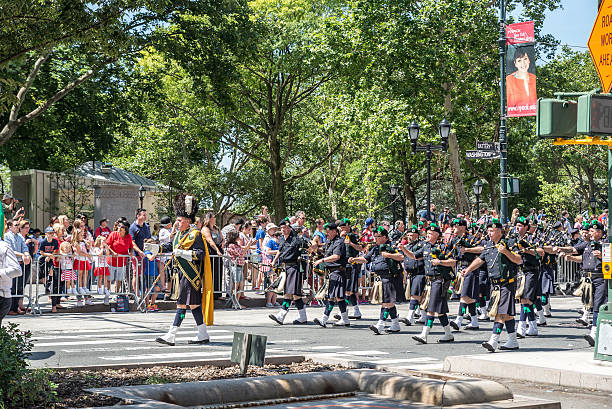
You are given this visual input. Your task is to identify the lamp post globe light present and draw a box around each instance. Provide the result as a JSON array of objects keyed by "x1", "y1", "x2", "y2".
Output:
[
  {"x1": 410, "y1": 119, "x2": 450, "y2": 223},
  {"x1": 473, "y1": 180, "x2": 484, "y2": 220},
  {"x1": 138, "y1": 185, "x2": 146, "y2": 209},
  {"x1": 287, "y1": 194, "x2": 294, "y2": 215}
]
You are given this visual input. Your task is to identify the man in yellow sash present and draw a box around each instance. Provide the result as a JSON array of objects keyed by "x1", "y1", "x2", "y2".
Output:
[{"x1": 156, "y1": 193, "x2": 214, "y2": 346}]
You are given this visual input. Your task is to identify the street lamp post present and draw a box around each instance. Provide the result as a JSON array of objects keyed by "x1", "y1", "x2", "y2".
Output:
[
  {"x1": 409, "y1": 119, "x2": 450, "y2": 223},
  {"x1": 139, "y1": 185, "x2": 146, "y2": 209},
  {"x1": 590, "y1": 196, "x2": 597, "y2": 219},
  {"x1": 287, "y1": 195, "x2": 294, "y2": 216},
  {"x1": 389, "y1": 184, "x2": 399, "y2": 222},
  {"x1": 473, "y1": 180, "x2": 484, "y2": 220}
]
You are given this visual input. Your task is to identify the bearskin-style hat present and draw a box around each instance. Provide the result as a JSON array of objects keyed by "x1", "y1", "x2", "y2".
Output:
[{"x1": 174, "y1": 193, "x2": 198, "y2": 222}]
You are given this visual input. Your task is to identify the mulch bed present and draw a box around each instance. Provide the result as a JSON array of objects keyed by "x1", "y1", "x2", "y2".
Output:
[{"x1": 34, "y1": 361, "x2": 346, "y2": 408}]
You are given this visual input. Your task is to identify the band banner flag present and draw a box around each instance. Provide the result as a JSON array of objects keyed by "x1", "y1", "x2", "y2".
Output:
[{"x1": 506, "y1": 21, "x2": 537, "y2": 117}]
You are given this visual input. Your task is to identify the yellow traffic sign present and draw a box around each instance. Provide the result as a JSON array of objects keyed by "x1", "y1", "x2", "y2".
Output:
[{"x1": 589, "y1": 0, "x2": 612, "y2": 93}]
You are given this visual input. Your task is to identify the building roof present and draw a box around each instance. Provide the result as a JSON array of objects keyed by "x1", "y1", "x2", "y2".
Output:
[{"x1": 73, "y1": 161, "x2": 157, "y2": 188}]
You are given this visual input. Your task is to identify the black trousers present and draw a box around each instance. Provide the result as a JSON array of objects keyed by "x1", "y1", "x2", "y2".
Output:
[{"x1": 0, "y1": 296, "x2": 12, "y2": 326}]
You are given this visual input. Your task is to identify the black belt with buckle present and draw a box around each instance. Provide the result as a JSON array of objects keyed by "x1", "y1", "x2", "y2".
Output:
[
  {"x1": 426, "y1": 275, "x2": 443, "y2": 282},
  {"x1": 585, "y1": 271, "x2": 604, "y2": 279},
  {"x1": 491, "y1": 277, "x2": 515, "y2": 285}
]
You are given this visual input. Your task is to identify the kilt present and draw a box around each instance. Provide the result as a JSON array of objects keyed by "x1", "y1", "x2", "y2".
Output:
[
  {"x1": 521, "y1": 269, "x2": 539, "y2": 302},
  {"x1": 426, "y1": 278, "x2": 449, "y2": 314},
  {"x1": 381, "y1": 276, "x2": 398, "y2": 304},
  {"x1": 593, "y1": 276, "x2": 609, "y2": 312},
  {"x1": 177, "y1": 275, "x2": 202, "y2": 306},
  {"x1": 327, "y1": 269, "x2": 346, "y2": 299},
  {"x1": 540, "y1": 268, "x2": 555, "y2": 295},
  {"x1": 345, "y1": 264, "x2": 360, "y2": 293},
  {"x1": 460, "y1": 269, "x2": 480, "y2": 299},
  {"x1": 283, "y1": 264, "x2": 303, "y2": 296},
  {"x1": 492, "y1": 280, "x2": 516, "y2": 316},
  {"x1": 410, "y1": 274, "x2": 427, "y2": 297}
]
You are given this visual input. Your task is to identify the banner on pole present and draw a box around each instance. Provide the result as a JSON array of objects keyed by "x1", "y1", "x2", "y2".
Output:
[{"x1": 506, "y1": 21, "x2": 537, "y2": 117}]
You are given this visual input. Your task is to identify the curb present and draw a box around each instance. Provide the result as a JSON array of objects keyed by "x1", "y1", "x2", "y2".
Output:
[
  {"x1": 444, "y1": 354, "x2": 612, "y2": 393},
  {"x1": 51, "y1": 355, "x2": 305, "y2": 372}
]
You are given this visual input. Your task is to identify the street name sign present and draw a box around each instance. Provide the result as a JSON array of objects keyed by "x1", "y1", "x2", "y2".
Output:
[
  {"x1": 465, "y1": 150, "x2": 500, "y2": 159},
  {"x1": 476, "y1": 141, "x2": 500, "y2": 151},
  {"x1": 589, "y1": 0, "x2": 612, "y2": 92}
]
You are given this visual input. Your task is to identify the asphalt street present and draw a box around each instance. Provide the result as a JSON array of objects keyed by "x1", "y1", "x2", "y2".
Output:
[{"x1": 7, "y1": 296, "x2": 594, "y2": 369}]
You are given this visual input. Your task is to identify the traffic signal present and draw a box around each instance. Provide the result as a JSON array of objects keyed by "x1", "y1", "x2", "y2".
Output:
[
  {"x1": 536, "y1": 98, "x2": 578, "y2": 139},
  {"x1": 577, "y1": 94, "x2": 612, "y2": 136}
]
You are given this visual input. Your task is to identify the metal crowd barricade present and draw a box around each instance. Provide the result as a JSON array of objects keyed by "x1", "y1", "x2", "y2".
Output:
[
  {"x1": 33, "y1": 254, "x2": 142, "y2": 314},
  {"x1": 555, "y1": 258, "x2": 581, "y2": 295},
  {"x1": 6, "y1": 259, "x2": 34, "y2": 315}
]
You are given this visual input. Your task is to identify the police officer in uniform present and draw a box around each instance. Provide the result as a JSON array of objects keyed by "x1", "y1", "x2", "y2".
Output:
[
  {"x1": 450, "y1": 218, "x2": 484, "y2": 331},
  {"x1": 401, "y1": 224, "x2": 456, "y2": 344},
  {"x1": 399, "y1": 225, "x2": 426, "y2": 326},
  {"x1": 558, "y1": 220, "x2": 608, "y2": 346},
  {"x1": 156, "y1": 193, "x2": 213, "y2": 346},
  {"x1": 350, "y1": 226, "x2": 404, "y2": 334},
  {"x1": 269, "y1": 219, "x2": 308, "y2": 325},
  {"x1": 513, "y1": 217, "x2": 545, "y2": 338},
  {"x1": 313, "y1": 222, "x2": 349, "y2": 327},
  {"x1": 462, "y1": 219, "x2": 522, "y2": 352},
  {"x1": 338, "y1": 218, "x2": 364, "y2": 319}
]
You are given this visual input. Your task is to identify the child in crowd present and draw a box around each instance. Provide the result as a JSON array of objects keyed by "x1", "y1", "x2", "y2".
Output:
[
  {"x1": 72, "y1": 227, "x2": 92, "y2": 297},
  {"x1": 143, "y1": 239, "x2": 161, "y2": 312},
  {"x1": 91, "y1": 236, "x2": 111, "y2": 300},
  {"x1": 225, "y1": 230, "x2": 245, "y2": 308},
  {"x1": 59, "y1": 241, "x2": 76, "y2": 295}
]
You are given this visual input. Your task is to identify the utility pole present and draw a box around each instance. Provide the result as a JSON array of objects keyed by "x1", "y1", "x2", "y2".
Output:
[{"x1": 499, "y1": 0, "x2": 508, "y2": 223}]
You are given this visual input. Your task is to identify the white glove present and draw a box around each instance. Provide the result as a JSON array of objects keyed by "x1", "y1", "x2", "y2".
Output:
[{"x1": 174, "y1": 249, "x2": 192, "y2": 262}]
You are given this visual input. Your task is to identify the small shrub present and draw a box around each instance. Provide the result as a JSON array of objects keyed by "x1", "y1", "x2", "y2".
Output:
[{"x1": 0, "y1": 323, "x2": 57, "y2": 408}]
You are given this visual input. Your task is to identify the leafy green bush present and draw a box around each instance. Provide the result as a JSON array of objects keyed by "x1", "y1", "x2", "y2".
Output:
[{"x1": 0, "y1": 323, "x2": 57, "y2": 408}]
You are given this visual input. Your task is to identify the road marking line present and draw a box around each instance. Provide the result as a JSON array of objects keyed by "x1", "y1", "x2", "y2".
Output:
[
  {"x1": 100, "y1": 351, "x2": 230, "y2": 361},
  {"x1": 33, "y1": 329, "x2": 229, "y2": 340},
  {"x1": 369, "y1": 357, "x2": 440, "y2": 364},
  {"x1": 35, "y1": 335, "x2": 234, "y2": 347},
  {"x1": 338, "y1": 350, "x2": 389, "y2": 356},
  {"x1": 309, "y1": 346, "x2": 346, "y2": 350}
]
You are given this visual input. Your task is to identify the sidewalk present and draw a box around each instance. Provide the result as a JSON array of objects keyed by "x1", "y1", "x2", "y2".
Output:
[{"x1": 444, "y1": 350, "x2": 612, "y2": 392}]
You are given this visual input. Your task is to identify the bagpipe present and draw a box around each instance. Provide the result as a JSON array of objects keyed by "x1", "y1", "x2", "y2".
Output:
[{"x1": 264, "y1": 263, "x2": 287, "y2": 294}]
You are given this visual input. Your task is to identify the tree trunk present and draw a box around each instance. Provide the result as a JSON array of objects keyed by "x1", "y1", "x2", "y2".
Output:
[
  {"x1": 444, "y1": 91, "x2": 469, "y2": 213},
  {"x1": 268, "y1": 130, "x2": 286, "y2": 222}
]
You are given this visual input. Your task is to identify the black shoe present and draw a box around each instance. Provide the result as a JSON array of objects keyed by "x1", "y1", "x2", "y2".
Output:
[
  {"x1": 333, "y1": 321, "x2": 350, "y2": 327},
  {"x1": 464, "y1": 325, "x2": 480, "y2": 331},
  {"x1": 478, "y1": 316, "x2": 491, "y2": 322},
  {"x1": 348, "y1": 315, "x2": 362, "y2": 320},
  {"x1": 333, "y1": 314, "x2": 341, "y2": 320},
  {"x1": 538, "y1": 322, "x2": 547, "y2": 327},
  {"x1": 399, "y1": 318, "x2": 412, "y2": 326},
  {"x1": 155, "y1": 337, "x2": 175, "y2": 346},
  {"x1": 516, "y1": 332, "x2": 525, "y2": 339},
  {"x1": 544, "y1": 314, "x2": 552, "y2": 318},
  {"x1": 293, "y1": 319, "x2": 308, "y2": 325},
  {"x1": 438, "y1": 336, "x2": 454, "y2": 343},
  {"x1": 268, "y1": 314, "x2": 284, "y2": 325},
  {"x1": 412, "y1": 335, "x2": 427, "y2": 344},
  {"x1": 499, "y1": 344, "x2": 519, "y2": 351},
  {"x1": 385, "y1": 328, "x2": 400, "y2": 333},
  {"x1": 576, "y1": 318, "x2": 589, "y2": 326},
  {"x1": 313, "y1": 318, "x2": 327, "y2": 328},
  {"x1": 369, "y1": 325, "x2": 383, "y2": 335},
  {"x1": 188, "y1": 338, "x2": 210, "y2": 344},
  {"x1": 481, "y1": 341, "x2": 496, "y2": 352},
  {"x1": 449, "y1": 321, "x2": 460, "y2": 331},
  {"x1": 584, "y1": 334, "x2": 595, "y2": 347}
]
